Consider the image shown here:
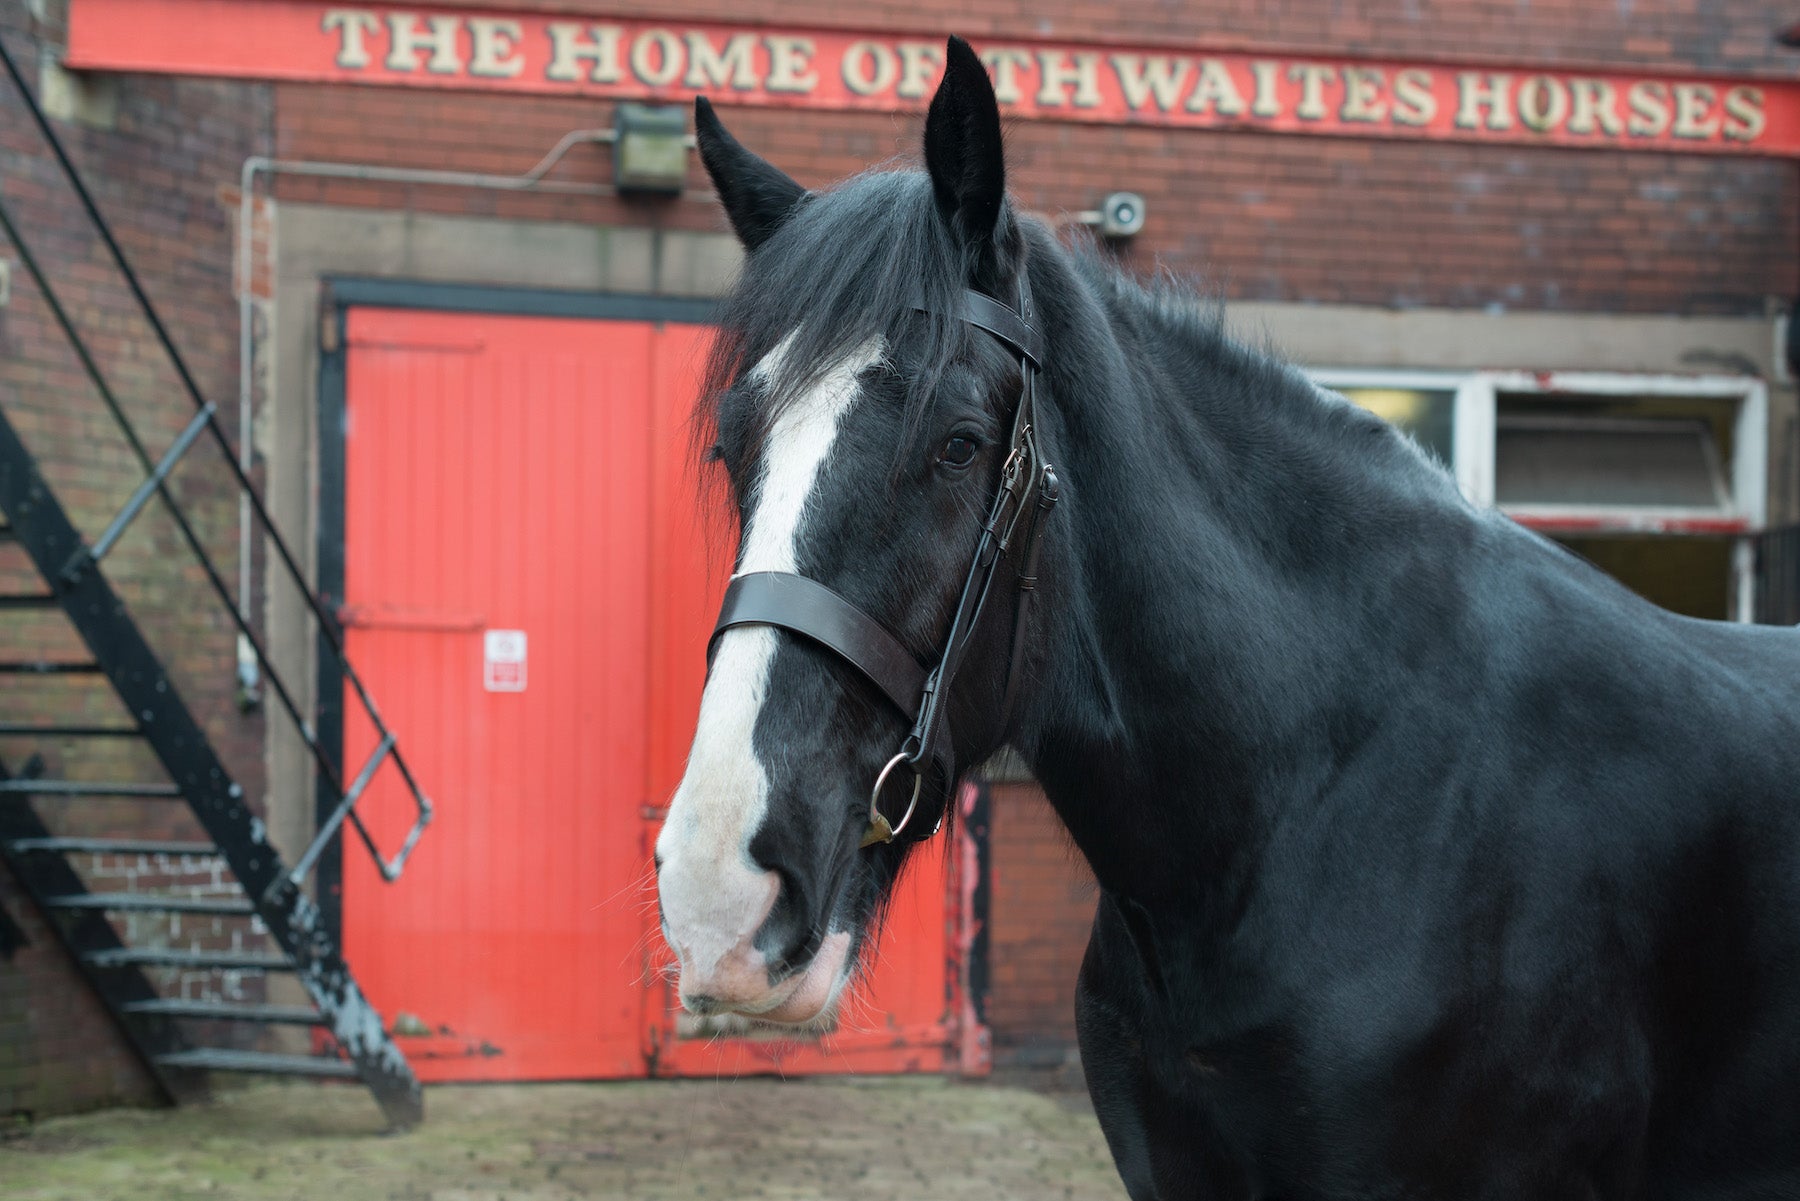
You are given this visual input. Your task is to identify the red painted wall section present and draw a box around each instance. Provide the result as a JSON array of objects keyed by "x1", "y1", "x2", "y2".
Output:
[
  {"x1": 65, "y1": 1, "x2": 1800, "y2": 158},
  {"x1": 341, "y1": 307, "x2": 980, "y2": 1081},
  {"x1": 986, "y1": 783, "x2": 1096, "y2": 1069}
]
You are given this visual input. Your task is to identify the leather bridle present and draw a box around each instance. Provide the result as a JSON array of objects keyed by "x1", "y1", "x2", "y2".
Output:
[{"x1": 708, "y1": 279, "x2": 1059, "y2": 849}]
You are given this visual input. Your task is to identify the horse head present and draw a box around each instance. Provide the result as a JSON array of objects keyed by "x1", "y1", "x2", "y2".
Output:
[{"x1": 654, "y1": 37, "x2": 1052, "y2": 1028}]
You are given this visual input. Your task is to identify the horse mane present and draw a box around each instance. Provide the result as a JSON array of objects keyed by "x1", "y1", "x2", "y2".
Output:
[
  {"x1": 1099, "y1": 240, "x2": 1476, "y2": 517},
  {"x1": 699, "y1": 162, "x2": 1451, "y2": 506}
]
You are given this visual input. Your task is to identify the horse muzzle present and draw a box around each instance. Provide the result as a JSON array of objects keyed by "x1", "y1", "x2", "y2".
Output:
[{"x1": 657, "y1": 852, "x2": 854, "y2": 1025}]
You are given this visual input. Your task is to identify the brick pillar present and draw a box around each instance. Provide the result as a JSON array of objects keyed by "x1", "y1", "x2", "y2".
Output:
[
  {"x1": 0, "y1": 866, "x2": 160, "y2": 1119},
  {"x1": 984, "y1": 781, "x2": 1097, "y2": 1071}
]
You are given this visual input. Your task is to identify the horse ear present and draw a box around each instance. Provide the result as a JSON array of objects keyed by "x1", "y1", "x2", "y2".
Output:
[
  {"x1": 924, "y1": 36, "x2": 1006, "y2": 248},
  {"x1": 694, "y1": 96, "x2": 806, "y2": 252}
]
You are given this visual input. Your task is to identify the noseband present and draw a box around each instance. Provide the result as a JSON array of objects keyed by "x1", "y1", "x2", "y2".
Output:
[{"x1": 708, "y1": 280, "x2": 1059, "y2": 848}]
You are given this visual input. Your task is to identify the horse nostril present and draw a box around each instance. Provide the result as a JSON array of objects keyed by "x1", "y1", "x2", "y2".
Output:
[
  {"x1": 763, "y1": 920, "x2": 818, "y2": 984},
  {"x1": 770, "y1": 946, "x2": 813, "y2": 983},
  {"x1": 746, "y1": 866, "x2": 814, "y2": 979}
]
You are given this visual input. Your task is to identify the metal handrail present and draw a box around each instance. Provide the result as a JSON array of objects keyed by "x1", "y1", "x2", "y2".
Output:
[{"x1": 0, "y1": 35, "x2": 431, "y2": 886}]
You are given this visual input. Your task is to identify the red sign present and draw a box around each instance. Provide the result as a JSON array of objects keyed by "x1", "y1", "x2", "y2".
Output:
[{"x1": 66, "y1": 0, "x2": 1800, "y2": 157}]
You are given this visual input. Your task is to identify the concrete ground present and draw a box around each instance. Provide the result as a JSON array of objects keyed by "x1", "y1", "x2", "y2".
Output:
[{"x1": 1, "y1": 1076, "x2": 1124, "y2": 1200}]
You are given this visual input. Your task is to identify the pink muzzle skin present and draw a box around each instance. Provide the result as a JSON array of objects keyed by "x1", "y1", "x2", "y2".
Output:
[
  {"x1": 660, "y1": 853, "x2": 854, "y2": 1024},
  {"x1": 750, "y1": 932, "x2": 853, "y2": 1024},
  {"x1": 672, "y1": 918, "x2": 853, "y2": 1025}
]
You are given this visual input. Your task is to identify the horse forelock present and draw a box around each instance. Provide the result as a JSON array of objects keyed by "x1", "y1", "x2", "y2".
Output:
[{"x1": 697, "y1": 169, "x2": 989, "y2": 502}]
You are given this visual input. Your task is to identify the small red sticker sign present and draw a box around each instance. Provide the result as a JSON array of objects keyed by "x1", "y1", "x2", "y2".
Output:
[{"x1": 483, "y1": 628, "x2": 527, "y2": 693}]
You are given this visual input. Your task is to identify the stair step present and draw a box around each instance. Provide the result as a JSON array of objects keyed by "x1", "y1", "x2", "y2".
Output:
[
  {"x1": 0, "y1": 779, "x2": 181, "y2": 797},
  {"x1": 0, "y1": 723, "x2": 141, "y2": 738},
  {"x1": 123, "y1": 999, "x2": 323, "y2": 1025},
  {"x1": 0, "y1": 593, "x2": 58, "y2": 610},
  {"x1": 44, "y1": 892, "x2": 253, "y2": 915},
  {"x1": 154, "y1": 1049, "x2": 357, "y2": 1078},
  {"x1": 84, "y1": 947, "x2": 291, "y2": 971},
  {"x1": 4, "y1": 837, "x2": 215, "y2": 856},
  {"x1": 0, "y1": 661, "x2": 102, "y2": 674}
]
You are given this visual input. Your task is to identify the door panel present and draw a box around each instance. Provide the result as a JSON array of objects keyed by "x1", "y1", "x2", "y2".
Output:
[{"x1": 342, "y1": 309, "x2": 655, "y2": 1080}]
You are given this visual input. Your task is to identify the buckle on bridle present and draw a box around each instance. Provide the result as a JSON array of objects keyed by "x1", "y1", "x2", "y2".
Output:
[{"x1": 1001, "y1": 436, "x2": 1027, "y2": 491}]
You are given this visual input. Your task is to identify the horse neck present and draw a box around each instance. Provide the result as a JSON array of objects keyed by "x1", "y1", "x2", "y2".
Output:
[{"x1": 1010, "y1": 253, "x2": 1465, "y2": 905}]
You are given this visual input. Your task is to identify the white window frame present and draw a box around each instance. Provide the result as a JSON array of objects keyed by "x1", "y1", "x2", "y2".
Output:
[
  {"x1": 1310, "y1": 368, "x2": 1769, "y2": 622},
  {"x1": 1307, "y1": 368, "x2": 1494, "y2": 504},
  {"x1": 1470, "y1": 371, "x2": 1767, "y2": 536}
]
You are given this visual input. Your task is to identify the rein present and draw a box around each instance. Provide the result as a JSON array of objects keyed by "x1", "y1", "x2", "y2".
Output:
[{"x1": 709, "y1": 281, "x2": 1059, "y2": 848}]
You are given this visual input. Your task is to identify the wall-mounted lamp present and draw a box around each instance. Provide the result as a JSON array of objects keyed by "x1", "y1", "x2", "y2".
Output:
[
  {"x1": 1070, "y1": 191, "x2": 1147, "y2": 239},
  {"x1": 614, "y1": 103, "x2": 690, "y2": 196}
]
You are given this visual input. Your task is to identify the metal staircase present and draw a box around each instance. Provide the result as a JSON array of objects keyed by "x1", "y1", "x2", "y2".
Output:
[{"x1": 0, "y1": 38, "x2": 431, "y2": 1127}]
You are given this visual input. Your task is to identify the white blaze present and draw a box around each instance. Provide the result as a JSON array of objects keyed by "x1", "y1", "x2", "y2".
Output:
[{"x1": 655, "y1": 334, "x2": 884, "y2": 1001}]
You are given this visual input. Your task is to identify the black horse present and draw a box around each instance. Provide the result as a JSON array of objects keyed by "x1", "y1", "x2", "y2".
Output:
[{"x1": 653, "y1": 35, "x2": 1800, "y2": 1198}]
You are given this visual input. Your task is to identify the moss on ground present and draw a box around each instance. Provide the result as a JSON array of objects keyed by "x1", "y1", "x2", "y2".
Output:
[{"x1": 1, "y1": 1076, "x2": 1122, "y2": 1200}]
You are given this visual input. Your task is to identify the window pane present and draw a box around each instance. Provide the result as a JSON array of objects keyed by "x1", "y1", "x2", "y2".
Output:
[
  {"x1": 1555, "y1": 534, "x2": 1730, "y2": 619},
  {"x1": 1336, "y1": 387, "x2": 1455, "y2": 465},
  {"x1": 1495, "y1": 414, "x2": 1728, "y2": 509}
]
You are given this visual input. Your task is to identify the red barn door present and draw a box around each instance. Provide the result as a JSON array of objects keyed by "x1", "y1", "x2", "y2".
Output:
[
  {"x1": 339, "y1": 308, "x2": 662, "y2": 1080},
  {"x1": 338, "y1": 302, "x2": 982, "y2": 1083}
]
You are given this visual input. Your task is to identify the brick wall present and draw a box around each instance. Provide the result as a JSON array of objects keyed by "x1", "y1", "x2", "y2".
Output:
[
  {"x1": 270, "y1": 0, "x2": 1800, "y2": 315},
  {"x1": 0, "y1": 1, "x2": 274, "y2": 1117},
  {"x1": 984, "y1": 782, "x2": 1096, "y2": 1069},
  {"x1": 81, "y1": 851, "x2": 273, "y2": 1005},
  {"x1": 0, "y1": 868, "x2": 159, "y2": 1119},
  {"x1": 286, "y1": 98, "x2": 1796, "y2": 314},
  {"x1": 0, "y1": 9, "x2": 272, "y2": 781}
]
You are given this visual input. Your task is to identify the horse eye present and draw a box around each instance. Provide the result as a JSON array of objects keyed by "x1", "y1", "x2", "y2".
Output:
[{"x1": 939, "y1": 435, "x2": 979, "y2": 468}]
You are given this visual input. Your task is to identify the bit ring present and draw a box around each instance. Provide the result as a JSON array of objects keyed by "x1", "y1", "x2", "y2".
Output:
[{"x1": 868, "y1": 751, "x2": 923, "y2": 844}]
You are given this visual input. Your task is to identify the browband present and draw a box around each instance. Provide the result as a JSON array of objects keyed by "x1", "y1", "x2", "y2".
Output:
[{"x1": 917, "y1": 291, "x2": 1044, "y2": 369}]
